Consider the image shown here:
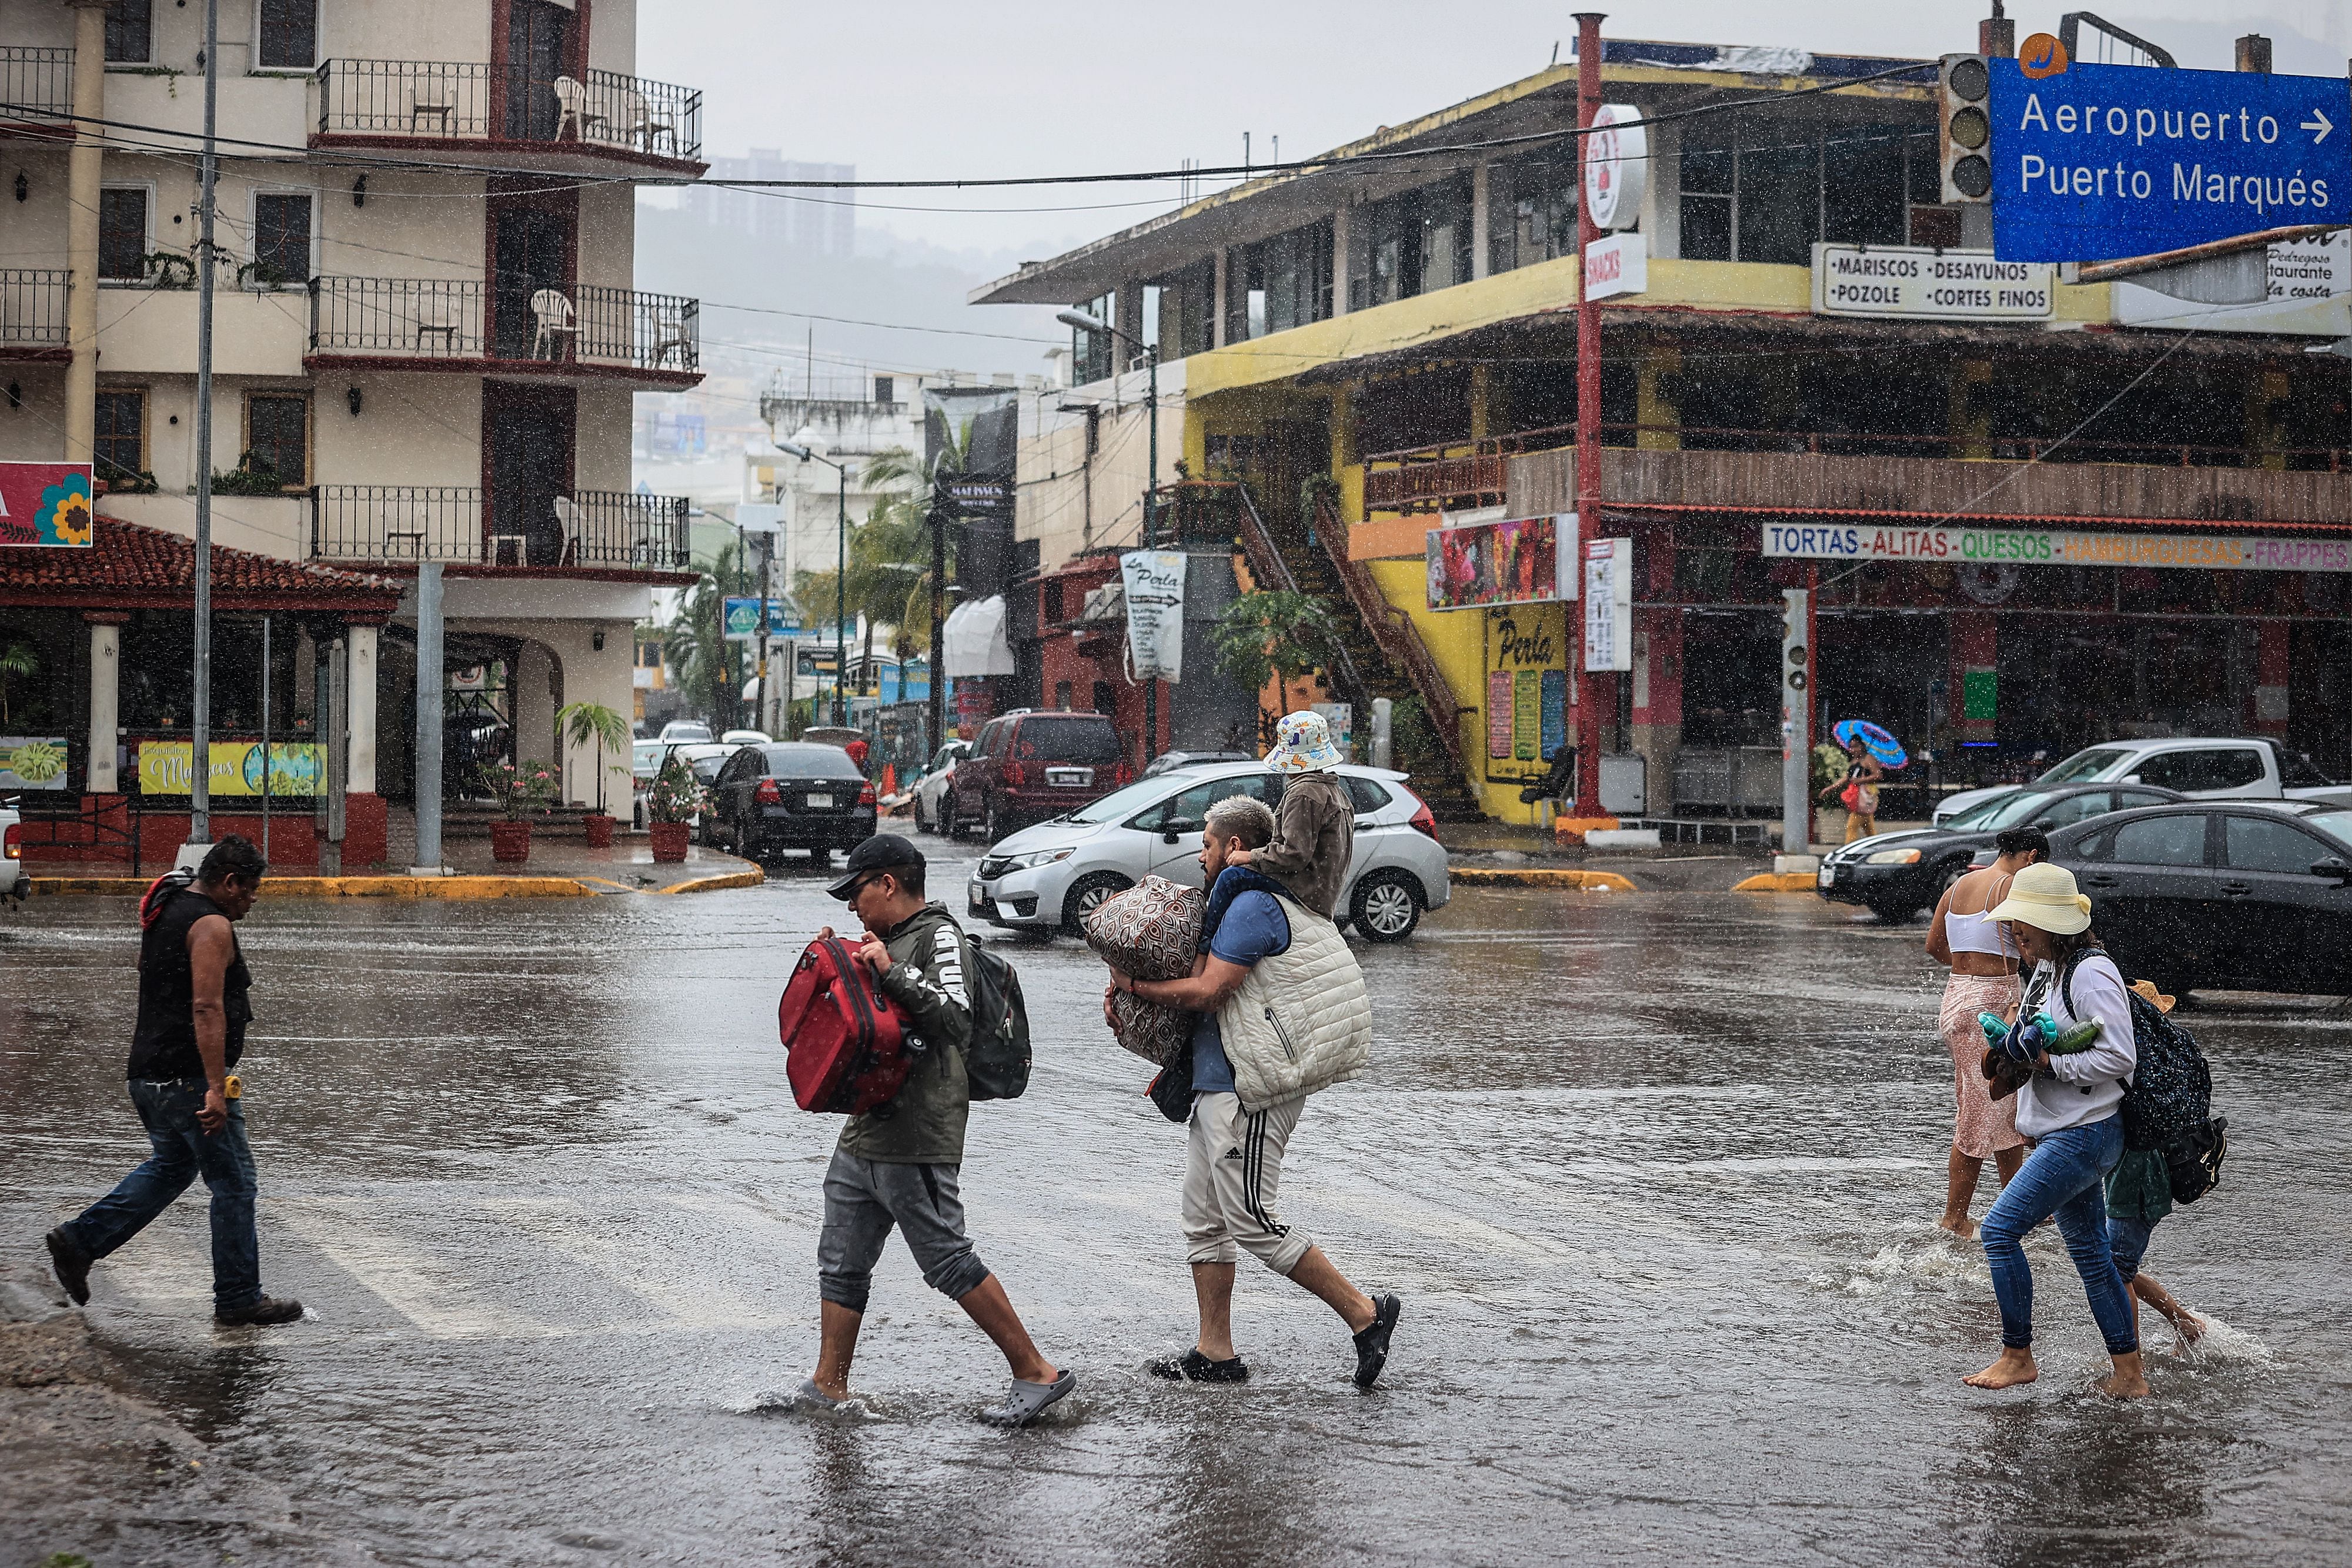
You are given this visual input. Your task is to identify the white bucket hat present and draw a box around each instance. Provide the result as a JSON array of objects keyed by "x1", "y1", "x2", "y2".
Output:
[
  {"x1": 1986, "y1": 861, "x2": 2093, "y2": 935},
  {"x1": 1265, "y1": 710, "x2": 1342, "y2": 772}
]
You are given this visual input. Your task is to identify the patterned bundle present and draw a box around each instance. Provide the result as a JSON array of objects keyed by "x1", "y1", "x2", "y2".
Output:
[{"x1": 1081, "y1": 875, "x2": 1204, "y2": 1065}]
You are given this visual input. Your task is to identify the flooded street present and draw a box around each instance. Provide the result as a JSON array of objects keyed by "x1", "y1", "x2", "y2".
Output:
[{"x1": 6, "y1": 860, "x2": 2350, "y2": 1567}]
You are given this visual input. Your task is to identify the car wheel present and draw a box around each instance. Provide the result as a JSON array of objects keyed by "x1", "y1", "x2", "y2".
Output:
[
  {"x1": 1939, "y1": 858, "x2": 1970, "y2": 896},
  {"x1": 1062, "y1": 872, "x2": 1134, "y2": 936},
  {"x1": 1351, "y1": 870, "x2": 1421, "y2": 943},
  {"x1": 914, "y1": 794, "x2": 931, "y2": 834}
]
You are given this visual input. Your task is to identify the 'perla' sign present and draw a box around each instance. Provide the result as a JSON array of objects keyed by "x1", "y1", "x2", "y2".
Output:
[{"x1": 1810, "y1": 243, "x2": 2054, "y2": 321}]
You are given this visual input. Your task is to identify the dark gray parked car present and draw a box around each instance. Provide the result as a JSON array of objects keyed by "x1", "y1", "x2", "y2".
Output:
[{"x1": 706, "y1": 743, "x2": 876, "y2": 863}]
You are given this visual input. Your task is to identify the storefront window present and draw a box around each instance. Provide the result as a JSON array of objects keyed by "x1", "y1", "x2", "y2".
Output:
[
  {"x1": 1489, "y1": 150, "x2": 1578, "y2": 273},
  {"x1": 1677, "y1": 118, "x2": 1930, "y2": 262}
]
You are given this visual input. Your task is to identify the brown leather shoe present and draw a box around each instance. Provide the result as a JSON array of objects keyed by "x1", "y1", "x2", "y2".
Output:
[{"x1": 214, "y1": 1296, "x2": 305, "y2": 1326}]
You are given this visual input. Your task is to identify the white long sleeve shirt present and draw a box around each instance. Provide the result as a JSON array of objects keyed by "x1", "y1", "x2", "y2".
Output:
[{"x1": 2013, "y1": 951, "x2": 2138, "y2": 1140}]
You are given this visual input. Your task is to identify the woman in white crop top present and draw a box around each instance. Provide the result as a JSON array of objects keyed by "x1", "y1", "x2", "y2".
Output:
[{"x1": 1922, "y1": 827, "x2": 2044, "y2": 1238}]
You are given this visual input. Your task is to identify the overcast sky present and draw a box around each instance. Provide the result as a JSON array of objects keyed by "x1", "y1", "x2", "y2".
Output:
[{"x1": 640, "y1": 1, "x2": 2350, "y2": 262}]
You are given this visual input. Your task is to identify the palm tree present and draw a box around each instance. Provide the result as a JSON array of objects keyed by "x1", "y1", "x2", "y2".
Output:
[
  {"x1": 797, "y1": 447, "x2": 957, "y2": 701},
  {"x1": 0, "y1": 641, "x2": 35, "y2": 727},
  {"x1": 664, "y1": 541, "x2": 745, "y2": 725}
]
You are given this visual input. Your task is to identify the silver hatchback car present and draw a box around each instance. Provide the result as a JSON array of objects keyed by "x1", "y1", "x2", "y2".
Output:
[{"x1": 964, "y1": 762, "x2": 1450, "y2": 942}]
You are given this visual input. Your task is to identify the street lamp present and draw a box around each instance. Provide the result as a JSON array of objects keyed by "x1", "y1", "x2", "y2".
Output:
[
  {"x1": 1057, "y1": 307, "x2": 1163, "y2": 764},
  {"x1": 779, "y1": 432, "x2": 850, "y2": 724}
]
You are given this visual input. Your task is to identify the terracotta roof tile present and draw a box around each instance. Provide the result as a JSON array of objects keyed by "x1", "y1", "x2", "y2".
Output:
[{"x1": 0, "y1": 515, "x2": 404, "y2": 605}]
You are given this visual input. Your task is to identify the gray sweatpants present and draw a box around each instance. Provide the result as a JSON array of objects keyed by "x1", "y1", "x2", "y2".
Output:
[{"x1": 817, "y1": 1146, "x2": 991, "y2": 1313}]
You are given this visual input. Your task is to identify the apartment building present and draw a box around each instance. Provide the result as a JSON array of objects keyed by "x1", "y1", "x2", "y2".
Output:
[
  {"x1": 975, "y1": 36, "x2": 2352, "y2": 823},
  {"x1": 0, "y1": 0, "x2": 703, "y2": 861}
]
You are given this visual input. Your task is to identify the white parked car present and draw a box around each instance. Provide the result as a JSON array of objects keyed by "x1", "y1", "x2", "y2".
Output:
[
  {"x1": 964, "y1": 761, "x2": 1449, "y2": 942},
  {"x1": 1933, "y1": 736, "x2": 2352, "y2": 825},
  {"x1": 720, "y1": 729, "x2": 773, "y2": 745},
  {"x1": 658, "y1": 720, "x2": 713, "y2": 744},
  {"x1": 911, "y1": 739, "x2": 970, "y2": 834},
  {"x1": 1, "y1": 800, "x2": 22, "y2": 899}
]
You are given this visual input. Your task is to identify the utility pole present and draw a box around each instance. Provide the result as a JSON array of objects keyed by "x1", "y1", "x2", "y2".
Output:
[
  {"x1": 1572, "y1": 9, "x2": 1606, "y2": 820},
  {"x1": 414, "y1": 563, "x2": 445, "y2": 872},
  {"x1": 754, "y1": 531, "x2": 774, "y2": 735},
  {"x1": 834, "y1": 460, "x2": 848, "y2": 725},
  {"x1": 1142, "y1": 338, "x2": 1161, "y2": 764},
  {"x1": 927, "y1": 488, "x2": 947, "y2": 757},
  {"x1": 186, "y1": 0, "x2": 220, "y2": 851}
]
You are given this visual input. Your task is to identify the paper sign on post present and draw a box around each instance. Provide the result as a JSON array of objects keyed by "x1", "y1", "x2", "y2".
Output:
[
  {"x1": 1582, "y1": 537, "x2": 1633, "y2": 673},
  {"x1": 1120, "y1": 550, "x2": 1188, "y2": 683}
]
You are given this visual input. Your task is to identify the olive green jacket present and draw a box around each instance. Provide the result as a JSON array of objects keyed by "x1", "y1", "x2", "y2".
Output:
[{"x1": 838, "y1": 902, "x2": 974, "y2": 1165}]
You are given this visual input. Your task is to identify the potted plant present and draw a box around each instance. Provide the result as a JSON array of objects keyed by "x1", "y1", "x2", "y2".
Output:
[
  {"x1": 557, "y1": 700, "x2": 630, "y2": 848},
  {"x1": 645, "y1": 754, "x2": 706, "y2": 863},
  {"x1": 479, "y1": 758, "x2": 559, "y2": 862}
]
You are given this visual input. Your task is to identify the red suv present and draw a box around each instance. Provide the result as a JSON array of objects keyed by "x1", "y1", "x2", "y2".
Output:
[{"x1": 947, "y1": 710, "x2": 1127, "y2": 842}]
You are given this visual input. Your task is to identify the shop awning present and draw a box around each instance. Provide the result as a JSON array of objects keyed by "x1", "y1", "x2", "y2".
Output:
[{"x1": 941, "y1": 595, "x2": 1015, "y2": 677}]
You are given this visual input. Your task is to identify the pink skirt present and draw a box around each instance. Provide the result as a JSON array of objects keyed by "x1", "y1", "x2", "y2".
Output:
[{"x1": 1938, "y1": 971, "x2": 2024, "y2": 1158}]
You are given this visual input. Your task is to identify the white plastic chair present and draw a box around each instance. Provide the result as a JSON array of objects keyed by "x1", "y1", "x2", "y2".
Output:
[
  {"x1": 648, "y1": 301, "x2": 691, "y2": 367},
  {"x1": 551, "y1": 75, "x2": 603, "y2": 142},
  {"x1": 413, "y1": 291, "x2": 462, "y2": 353},
  {"x1": 409, "y1": 70, "x2": 456, "y2": 133},
  {"x1": 551, "y1": 495, "x2": 582, "y2": 566},
  {"x1": 529, "y1": 289, "x2": 576, "y2": 360},
  {"x1": 615, "y1": 87, "x2": 675, "y2": 154}
]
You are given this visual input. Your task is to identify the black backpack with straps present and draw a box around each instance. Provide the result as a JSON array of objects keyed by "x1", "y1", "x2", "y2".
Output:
[{"x1": 2057, "y1": 950, "x2": 2228, "y2": 1203}]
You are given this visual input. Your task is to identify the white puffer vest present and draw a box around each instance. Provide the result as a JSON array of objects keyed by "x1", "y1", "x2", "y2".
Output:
[{"x1": 1217, "y1": 900, "x2": 1372, "y2": 1112}]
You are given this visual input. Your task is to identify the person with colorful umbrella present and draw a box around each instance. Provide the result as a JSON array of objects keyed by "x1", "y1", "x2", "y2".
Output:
[{"x1": 1820, "y1": 720, "x2": 1900, "y2": 842}]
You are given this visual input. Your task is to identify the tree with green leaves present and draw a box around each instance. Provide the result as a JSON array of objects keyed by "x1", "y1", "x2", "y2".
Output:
[
  {"x1": 557, "y1": 700, "x2": 630, "y2": 814},
  {"x1": 793, "y1": 447, "x2": 956, "y2": 702},
  {"x1": 1212, "y1": 590, "x2": 1340, "y2": 725},
  {"x1": 664, "y1": 541, "x2": 746, "y2": 727},
  {"x1": 0, "y1": 641, "x2": 36, "y2": 727}
]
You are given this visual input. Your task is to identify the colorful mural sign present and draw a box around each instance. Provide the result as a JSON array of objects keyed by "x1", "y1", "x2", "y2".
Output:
[
  {"x1": 0, "y1": 463, "x2": 96, "y2": 548},
  {"x1": 137, "y1": 741, "x2": 327, "y2": 797},
  {"x1": 1513, "y1": 670, "x2": 1541, "y2": 762},
  {"x1": 1486, "y1": 671, "x2": 1514, "y2": 759},
  {"x1": 1428, "y1": 512, "x2": 1577, "y2": 611},
  {"x1": 0, "y1": 737, "x2": 71, "y2": 790}
]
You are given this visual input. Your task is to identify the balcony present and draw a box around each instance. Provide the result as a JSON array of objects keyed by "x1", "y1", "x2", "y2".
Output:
[
  {"x1": 313, "y1": 59, "x2": 702, "y2": 168},
  {"x1": 307, "y1": 278, "x2": 699, "y2": 386},
  {"x1": 0, "y1": 270, "x2": 70, "y2": 361},
  {"x1": 1365, "y1": 422, "x2": 2352, "y2": 520},
  {"x1": 0, "y1": 48, "x2": 73, "y2": 135},
  {"x1": 310, "y1": 486, "x2": 691, "y2": 572}
]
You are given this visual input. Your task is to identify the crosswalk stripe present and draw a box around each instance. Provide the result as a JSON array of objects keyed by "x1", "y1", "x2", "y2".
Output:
[{"x1": 277, "y1": 1200, "x2": 550, "y2": 1340}]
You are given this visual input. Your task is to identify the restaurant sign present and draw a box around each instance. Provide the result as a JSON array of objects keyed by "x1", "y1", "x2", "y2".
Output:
[
  {"x1": 138, "y1": 741, "x2": 328, "y2": 797},
  {"x1": 1763, "y1": 521, "x2": 2352, "y2": 573},
  {"x1": 1810, "y1": 244, "x2": 2054, "y2": 321}
]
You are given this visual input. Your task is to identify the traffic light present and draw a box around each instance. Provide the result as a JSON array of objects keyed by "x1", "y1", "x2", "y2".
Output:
[
  {"x1": 1938, "y1": 53, "x2": 1992, "y2": 202},
  {"x1": 1782, "y1": 590, "x2": 1808, "y2": 696}
]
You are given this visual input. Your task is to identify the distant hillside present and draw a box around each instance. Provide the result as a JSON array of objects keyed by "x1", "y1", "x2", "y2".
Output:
[{"x1": 633, "y1": 198, "x2": 1069, "y2": 383}]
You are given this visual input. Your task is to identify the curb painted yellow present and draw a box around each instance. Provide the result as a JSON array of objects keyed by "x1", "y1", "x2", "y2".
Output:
[
  {"x1": 648, "y1": 867, "x2": 767, "y2": 895},
  {"x1": 1452, "y1": 867, "x2": 1638, "y2": 892},
  {"x1": 26, "y1": 875, "x2": 597, "y2": 899},
  {"x1": 1732, "y1": 872, "x2": 1820, "y2": 892}
]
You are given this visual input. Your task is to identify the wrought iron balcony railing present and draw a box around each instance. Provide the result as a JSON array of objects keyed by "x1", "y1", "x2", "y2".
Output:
[
  {"x1": 315, "y1": 59, "x2": 702, "y2": 161},
  {"x1": 309, "y1": 278, "x2": 697, "y2": 375},
  {"x1": 0, "y1": 48, "x2": 73, "y2": 126},
  {"x1": 310, "y1": 486, "x2": 691, "y2": 571},
  {"x1": 0, "y1": 270, "x2": 70, "y2": 349}
]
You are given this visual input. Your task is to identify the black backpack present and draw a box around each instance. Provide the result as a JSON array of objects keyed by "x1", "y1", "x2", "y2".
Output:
[
  {"x1": 962, "y1": 941, "x2": 1031, "y2": 1102},
  {"x1": 2059, "y1": 951, "x2": 2227, "y2": 1203}
]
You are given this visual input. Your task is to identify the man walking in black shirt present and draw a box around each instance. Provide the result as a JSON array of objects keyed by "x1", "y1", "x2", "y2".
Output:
[{"x1": 45, "y1": 835, "x2": 303, "y2": 1326}]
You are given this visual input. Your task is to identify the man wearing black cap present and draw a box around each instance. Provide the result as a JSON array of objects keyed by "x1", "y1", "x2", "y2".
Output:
[{"x1": 801, "y1": 833, "x2": 1074, "y2": 1427}]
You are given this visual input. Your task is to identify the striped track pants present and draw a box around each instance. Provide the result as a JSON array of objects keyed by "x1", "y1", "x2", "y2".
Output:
[{"x1": 1182, "y1": 1090, "x2": 1313, "y2": 1275}]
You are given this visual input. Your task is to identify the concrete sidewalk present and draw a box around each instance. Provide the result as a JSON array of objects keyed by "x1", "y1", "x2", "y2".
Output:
[{"x1": 17, "y1": 840, "x2": 764, "y2": 898}]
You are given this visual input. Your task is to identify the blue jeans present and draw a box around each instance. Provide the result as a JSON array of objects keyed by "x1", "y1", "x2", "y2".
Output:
[
  {"x1": 60, "y1": 1078, "x2": 262, "y2": 1313},
  {"x1": 1980, "y1": 1115, "x2": 2138, "y2": 1356},
  {"x1": 2108, "y1": 1215, "x2": 2159, "y2": 1283}
]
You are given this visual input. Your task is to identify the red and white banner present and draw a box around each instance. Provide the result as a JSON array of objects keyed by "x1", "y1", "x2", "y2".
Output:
[{"x1": 0, "y1": 462, "x2": 96, "y2": 548}]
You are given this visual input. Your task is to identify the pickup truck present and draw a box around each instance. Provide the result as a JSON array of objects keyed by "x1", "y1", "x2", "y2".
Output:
[{"x1": 1933, "y1": 737, "x2": 2352, "y2": 826}]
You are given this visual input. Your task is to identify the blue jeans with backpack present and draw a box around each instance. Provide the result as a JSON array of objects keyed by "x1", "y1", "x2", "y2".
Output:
[{"x1": 1980, "y1": 1113, "x2": 2139, "y2": 1355}]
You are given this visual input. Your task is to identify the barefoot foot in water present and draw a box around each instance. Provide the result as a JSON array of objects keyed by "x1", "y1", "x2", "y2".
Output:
[{"x1": 1964, "y1": 1348, "x2": 2039, "y2": 1389}]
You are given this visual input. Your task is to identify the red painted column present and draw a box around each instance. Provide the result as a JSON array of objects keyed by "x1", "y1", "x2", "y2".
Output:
[
  {"x1": 1950, "y1": 613, "x2": 1996, "y2": 746},
  {"x1": 1572, "y1": 9, "x2": 1606, "y2": 815}
]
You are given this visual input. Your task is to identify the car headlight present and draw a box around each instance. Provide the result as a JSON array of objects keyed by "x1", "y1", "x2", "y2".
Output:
[
  {"x1": 1866, "y1": 848, "x2": 1922, "y2": 865},
  {"x1": 1001, "y1": 848, "x2": 1074, "y2": 872}
]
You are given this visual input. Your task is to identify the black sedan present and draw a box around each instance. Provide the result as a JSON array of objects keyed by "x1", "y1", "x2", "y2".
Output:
[
  {"x1": 1816, "y1": 782, "x2": 2183, "y2": 918},
  {"x1": 2046, "y1": 800, "x2": 2352, "y2": 996},
  {"x1": 706, "y1": 743, "x2": 876, "y2": 863}
]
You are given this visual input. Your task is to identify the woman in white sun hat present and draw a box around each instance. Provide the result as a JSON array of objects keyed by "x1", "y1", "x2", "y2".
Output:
[
  {"x1": 1962, "y1": 861, "x2": 2149, "y2": 1399},
  {"x1": 1227, "y1": 710, "x2": 1352, "y2": 918}
]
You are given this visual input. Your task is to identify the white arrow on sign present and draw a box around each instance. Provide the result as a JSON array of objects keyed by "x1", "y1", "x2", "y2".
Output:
[{"x1": 2305, "y1": 108, "x2": 2334, "y2": 145}]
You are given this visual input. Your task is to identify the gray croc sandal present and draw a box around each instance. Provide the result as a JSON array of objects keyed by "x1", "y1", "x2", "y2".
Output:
[
  {"x1": 981, "y1": 1368, "x2": 1077, "y2": 1427},
  {"x1": 794, "y1": 1378, "x2": 844, "y2": 1412}
]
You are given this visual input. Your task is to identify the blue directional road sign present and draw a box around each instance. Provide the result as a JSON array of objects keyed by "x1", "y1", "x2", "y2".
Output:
[
  {"x1": 1989, "y1": 58, "x2": 2351, "y2": 262},
  {"x1": 720, "y1": 597, "x2": 810, "y2": 641}
]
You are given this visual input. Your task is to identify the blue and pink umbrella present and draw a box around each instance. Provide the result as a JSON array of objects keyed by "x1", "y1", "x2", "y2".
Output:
[{"x1": 1832, "y1": 719, "x2": 1907, "y2": 769}]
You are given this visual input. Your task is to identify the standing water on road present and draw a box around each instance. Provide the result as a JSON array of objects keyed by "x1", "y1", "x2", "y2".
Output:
[{"x1": 5, "y1": 859, "x2": 2349, "y2": 1565}]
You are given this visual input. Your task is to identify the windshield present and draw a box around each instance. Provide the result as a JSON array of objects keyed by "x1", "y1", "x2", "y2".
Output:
[
  {"x1": 1063, "y1": 775, "x2": 1182, "y2": 824},
  {"x1": 1976, "y1": 790, "x2": 2067, "y2": 830},
  {"x1": 2297, "y1": 808, "x2": 2352, "y2": 847},
  {"x1": 1945, "y1": 790, "x2": 2022, "y2": 830},
  {"x1": 2037, "y1": 747, "x2": 2131, "y2": 784},
  {"x1": 2280, "y1": 748, "x2": 2337, "y2": 788}
]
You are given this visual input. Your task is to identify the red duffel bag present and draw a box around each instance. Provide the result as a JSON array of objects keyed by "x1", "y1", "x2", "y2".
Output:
[{"x1": 779, "y1": 935, "x2": 912, "y2": 1114}]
